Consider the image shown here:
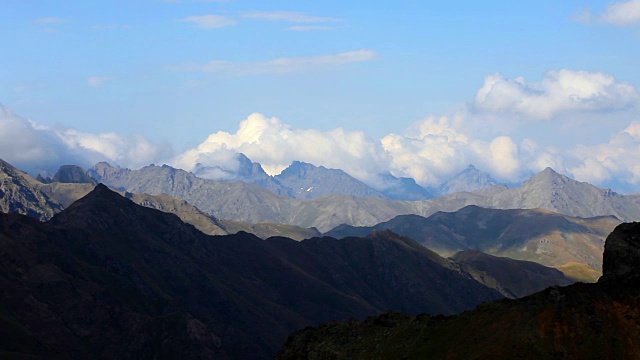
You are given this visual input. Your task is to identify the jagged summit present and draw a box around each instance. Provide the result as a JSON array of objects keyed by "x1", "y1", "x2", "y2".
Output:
[{"x1": 51, "y1": 165, "x2": 97, "y2": 184}]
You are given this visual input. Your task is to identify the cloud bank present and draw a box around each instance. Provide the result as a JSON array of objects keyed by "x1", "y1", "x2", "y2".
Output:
[{"x1": 0, "y1": 105, "x2": 170, "y2": 175}]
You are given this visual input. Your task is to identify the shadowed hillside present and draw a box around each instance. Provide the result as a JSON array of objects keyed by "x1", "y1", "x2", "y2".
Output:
[
  {"x1": 276, "y1": 221, "x2": 640, "y2": 359},
  {"x1": 0, "y1": 185, "x2": 502, "y2": 359}
]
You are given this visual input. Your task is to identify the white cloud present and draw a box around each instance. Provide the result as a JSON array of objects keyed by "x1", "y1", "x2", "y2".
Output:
[
  {"x1": 601, "y1": 0, "x2": 640, "y2": 26},
  {"x1": 175, "y1": 15, "x2": 236, "y2": 29},
  {"x1": 0, "y1": 104, "x2": 170, "y2": 175},
  {"x1": 87, "y1": 76, "x2": 110, "y2": 88},
  {"x1": 173, "y1": 113, "x2": 532, "y2": 187},
  {"x1": 241, "y1": 11, "x2": 343, "y2": 23},
  {"x1": 474, "y1": 70, "x2": 639, "y2": 119},
  {"x1": 166, "y1": 49, "x2": 378, "y2": 75}
]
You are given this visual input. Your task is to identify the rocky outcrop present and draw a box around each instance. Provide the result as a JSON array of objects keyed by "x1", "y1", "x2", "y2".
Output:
[{"x1": 600, "y1": 222, "x2": 640, "y2": 282}]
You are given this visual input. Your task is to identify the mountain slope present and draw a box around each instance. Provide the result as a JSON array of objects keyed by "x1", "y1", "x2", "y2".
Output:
[
  {"x1": 0, "y1": 185, "x2": 502, "y2": 359},
  {"x1": 451, "y1": 250, "x2": 573, "y2": 298},
  {"x1": 276, "y1": 221, "x2": 640, "y2": 360}
]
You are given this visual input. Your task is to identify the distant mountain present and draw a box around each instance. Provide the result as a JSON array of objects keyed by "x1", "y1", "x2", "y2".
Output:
[
  {"x1": 437, "y1": 164, "x2": 498, "y2": 195},
  {"x1": 375, "y1": 171, "x2": 434, "y2": 200},
  {"x1": 0, "y1": 157, "x2": 63, "y2": 220},
  {"x1": 193, "y1": 153, "x2": 291, "y2": 196},
  {"x1": 276, "y1": 222, "x2": 640, "y2": 360},
  {"x1": 325, "y1": 205, "x2": 621, "y2": 275},
  {"x1": 488, "y1": 167, "x2": 640, "y2": 220},
  {"x1": 36, "y1": 179, "x2": 317, "y2": 240},
  {"x1": 0, "y1": 185, "x2": 502, "y2": 359},
  {"x1": 274, "y1": 161, "x2": 386, "y2": 200}
]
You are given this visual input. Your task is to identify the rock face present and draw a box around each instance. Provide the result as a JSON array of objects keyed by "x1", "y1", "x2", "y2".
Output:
[
  {"x1": 0, "y1": 186, "x2": 504, "y2": 359},
  {"x1": 276, "y1": 222, "x2": 640, "y2": 360}
]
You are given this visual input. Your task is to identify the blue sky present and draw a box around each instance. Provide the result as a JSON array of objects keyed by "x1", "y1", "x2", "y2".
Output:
[{"x1": 2, "y1": 0, "x2": 640, "y2": 191}]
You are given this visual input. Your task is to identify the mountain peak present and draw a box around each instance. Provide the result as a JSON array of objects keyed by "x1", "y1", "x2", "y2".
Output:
[{"x1": 61, "y1": 183, "x2": 130, "y2": 213}]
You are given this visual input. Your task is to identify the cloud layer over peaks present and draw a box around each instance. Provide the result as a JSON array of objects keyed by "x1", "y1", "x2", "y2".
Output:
[{"x1": 172, "y1": 113, "x2": 390, "y2": 183}]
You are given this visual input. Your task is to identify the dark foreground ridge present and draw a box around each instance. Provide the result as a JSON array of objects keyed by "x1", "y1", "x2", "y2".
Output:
[
  {"x1": 0, "y1": 184, "x2": 502, "y2": 359},
  {"x1": 276, "y1": 222, "x2": 640, "y2": 360}
]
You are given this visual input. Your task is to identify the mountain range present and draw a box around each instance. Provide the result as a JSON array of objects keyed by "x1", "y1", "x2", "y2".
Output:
[
  {"x1": 0, "y1": 184, "x2": 512, "y2": 359},
  {"x1": 276, "y1": 221, "x2": 640, "y2": 359},
  {"x1": 85, "y1": 161, "x2": 640, "y2": 232}
]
